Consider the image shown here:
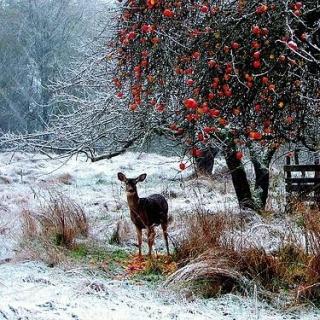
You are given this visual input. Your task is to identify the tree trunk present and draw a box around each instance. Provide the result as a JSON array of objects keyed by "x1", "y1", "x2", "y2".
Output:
[
  {"x1": 251, "y1": 159, "x2": 269, "y2": 209},
  {"x1": 40, "y1": 70, "x2": 50, "y2": 130},
  {"x1": 250, "y1": 148, "x2": 275, "y2": 210},
  {"x1": 224, "y1": 150, "x2": 256, "y2": 210},
  {"x1": 195, "y1": 147, "x2": 219, "y2": 176}
]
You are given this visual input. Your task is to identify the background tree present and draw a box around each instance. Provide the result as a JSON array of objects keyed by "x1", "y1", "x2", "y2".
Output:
[
  {"x1": 0, "y1": 0, "x2": 164, "y2": 161},
  {"x1": 0, "y1": 0, "x2": 98, "y2": 133}
]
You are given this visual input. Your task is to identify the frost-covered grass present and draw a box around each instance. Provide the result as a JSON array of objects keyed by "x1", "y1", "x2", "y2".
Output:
[
  {"x1": 1, "y1": 261, "x2": 320, "y2": 320},
  {"x1": 0, "y1": 151, "x2": 319, "y2": 319},
  {"x1": 0, "y1": 151, "x2": 238, "y2": 260}
]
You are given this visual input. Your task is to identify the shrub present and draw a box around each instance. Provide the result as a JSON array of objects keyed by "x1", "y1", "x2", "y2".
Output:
[
  {"x1": 175, "y1": 208, "x2": 236, "y2": 263},
  {"x1": 240, "y1": 248, "x2": 280, "y2": 291},
  {"x1": 303, "y1": 208, "x2": 320, "y2": 255},
  {"x1": 21, "y1": 190, "x2": 88, "y2": 264},
  {"x1": 168, "y1": 207, "x2": 320, "y2": 304}
]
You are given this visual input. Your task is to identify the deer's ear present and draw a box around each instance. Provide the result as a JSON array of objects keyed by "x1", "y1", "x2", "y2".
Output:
[
  {"x1": 117, "y1": 172, "x2": 127, "y2": 182},
  {"x1": 136, "y1": 173, "x2": 147, "y2": 182}
]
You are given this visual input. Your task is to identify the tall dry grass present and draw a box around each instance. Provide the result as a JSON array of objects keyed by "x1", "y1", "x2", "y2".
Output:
[
  {"x1": 291, "y1": 203, "x2": 320, "y2": 301},
  {"x1": 175, "y1": 209, "x2": 236, "y2": 263},
  {"x1": 168, "y1": 204, "x2": 320, "y2": 305},
  {"x1": 168, "y1": 209, "x2": 248, "y2": 295},
  {"x1": 21, "y1": 190, "x2": 88, "y2": 265}
]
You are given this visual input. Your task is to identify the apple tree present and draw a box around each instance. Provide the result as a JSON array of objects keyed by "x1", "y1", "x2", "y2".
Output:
[{"x1": 112, "y1": 0, "x2": 319, "y2": 209}]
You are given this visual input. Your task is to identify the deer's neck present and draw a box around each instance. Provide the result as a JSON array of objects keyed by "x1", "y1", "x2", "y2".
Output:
[{"x1": 126, "y1": 191, "x2": 140, "y2": 212}]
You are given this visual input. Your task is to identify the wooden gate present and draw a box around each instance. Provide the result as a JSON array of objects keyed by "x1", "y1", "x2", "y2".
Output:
[{"x1": 284, "y1": 156, "x2": 320, "y2": 206}]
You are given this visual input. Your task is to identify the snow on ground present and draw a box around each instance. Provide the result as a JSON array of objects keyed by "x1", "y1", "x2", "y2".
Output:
[
  {"x1": 0, "y1": 151, "x2": 237, "y2": 260},
  {"x1": 1, "y1": 261, "x2": 319, "y2": 320},
  {"x1": 0, "y1": 151, "x2": 319, "y2": 320}
]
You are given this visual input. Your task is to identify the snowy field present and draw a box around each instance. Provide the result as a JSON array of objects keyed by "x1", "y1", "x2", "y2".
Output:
[{"x1": 0, "y1": 152, "x2": 319, "y2": 320}]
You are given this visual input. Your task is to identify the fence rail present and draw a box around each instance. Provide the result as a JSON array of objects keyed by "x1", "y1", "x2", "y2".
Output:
[{"x1": 284, "y1": 159, "x2": 320, "y2": 205}]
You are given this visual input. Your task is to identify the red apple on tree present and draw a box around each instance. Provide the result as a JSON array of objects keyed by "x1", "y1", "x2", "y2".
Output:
[
  {"x1": 235, "y1": 151, "x2": 243, "y2": 160},
  {"x1": 200, "y1": 5, "x2": 209, "y2": 13},
  {"x1": 288, "y1": 40, "x2": 298, "y2": 51},
  {"x1": 252, "y1": 60, "x2": 261, "y2": 69},
  {"x1": 184, "y1": 98, "x2": 198, "y2": 109},
  {"x1": 163, "y1": 9, "x2": 174, "y2": 17},
  {"x1": 231, "y1": 41, "x2": 240, "y2": 50},
  {"x1": 252, "y1": 25, "x2": 261, "y2": 35},
  {"x1": 253, "y1": 51, "x2": 261, "y2": 60}
]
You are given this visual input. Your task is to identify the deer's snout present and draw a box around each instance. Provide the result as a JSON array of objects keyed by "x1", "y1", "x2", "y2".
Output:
[{"x1": 126, "y1": 185, "x2": 136, "y2": 193}]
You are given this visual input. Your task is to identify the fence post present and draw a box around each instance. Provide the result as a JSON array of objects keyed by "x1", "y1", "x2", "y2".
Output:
[
  {"x1": 285, "y1": 155, "x2": 292, "y2": 212},
  {"x1": 315, "y1": 153, "x2": 320, "y2": 208}
]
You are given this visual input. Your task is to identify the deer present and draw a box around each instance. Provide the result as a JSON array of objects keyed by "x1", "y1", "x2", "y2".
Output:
[{"x1": 117, "y1": 172, "x2": 170, "y2": 256}]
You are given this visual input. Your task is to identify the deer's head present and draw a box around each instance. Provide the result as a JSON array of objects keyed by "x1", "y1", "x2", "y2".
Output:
[{"x1": 117, "y1": 172, "x2": 147, "y2": 194}]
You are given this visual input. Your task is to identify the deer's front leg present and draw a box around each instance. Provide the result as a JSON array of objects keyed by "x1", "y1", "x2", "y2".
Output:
[
  {"x1": 136, "y1": 227, "x2": 142, "y2": 256},
  {"x1": 147, "y1": 226, "x2": 156, "y2": 256}
]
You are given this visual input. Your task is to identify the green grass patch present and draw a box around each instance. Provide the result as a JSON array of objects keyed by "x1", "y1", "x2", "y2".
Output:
[
  {"x1": 133, "y1": 271, "x2": 165, "y2": 284},
  {"x1": 68, "y1": 243, "x2": 130, "y2": 274}
]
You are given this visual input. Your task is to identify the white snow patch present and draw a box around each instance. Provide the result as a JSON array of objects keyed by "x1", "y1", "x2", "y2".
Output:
[{"x1": 1, "y1": 262, "x2": 319, "y2": 320}]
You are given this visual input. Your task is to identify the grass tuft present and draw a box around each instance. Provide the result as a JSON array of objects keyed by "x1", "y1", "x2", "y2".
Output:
[
  {"x1": 22, "y1": 190, "x2": 88, "y2": 249},
  {"x1": 168, "y1": 205, "x2": 320, "y2": 305},
  {"x1": 20, "y1": 189, "x2": 88, "y2": 265}
]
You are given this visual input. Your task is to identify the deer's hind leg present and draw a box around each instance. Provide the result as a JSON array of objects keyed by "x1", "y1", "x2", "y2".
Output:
[
  {"x1": 147, "y1": 226, "x2": 156, "y2": 256},
  {"x1": 136, "y1": 227, "x2": 142, "y2": 256},
  {"x1": 161, "y1": 222, "x2": 169, "y2": 255}
]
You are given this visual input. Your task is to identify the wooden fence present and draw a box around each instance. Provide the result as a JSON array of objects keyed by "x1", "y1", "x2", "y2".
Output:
[{"x1": 284, "y1": 156, "x2": 320, "y2": 206}]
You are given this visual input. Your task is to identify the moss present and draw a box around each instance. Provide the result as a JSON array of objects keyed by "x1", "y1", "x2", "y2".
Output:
[
  {"x1": 111, "y1": 249, "x2": 129, "y2": 261},
  {"x1": 69, "y1": 243, "x2": 90, "y2": 259},
  {"x1": 133, "y1": 272, "x2": 165, "y2": 284}
]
